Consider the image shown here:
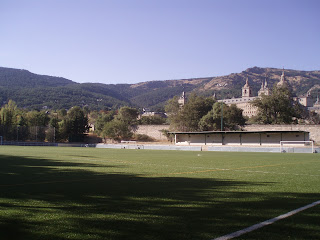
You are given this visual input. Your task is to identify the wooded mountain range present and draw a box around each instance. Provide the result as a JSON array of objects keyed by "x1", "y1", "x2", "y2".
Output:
[{"x1": 1, "y1": 66, "x2": 320, "y2": 111}]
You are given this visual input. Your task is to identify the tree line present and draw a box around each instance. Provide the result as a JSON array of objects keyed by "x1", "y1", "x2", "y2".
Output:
[
  {"x1": 0, "y1": 100, "x2": 89, "y2": 142},
  {"x1": 1, "y1": 84, "x2": 318, "y2": 143},
  {"x1": 0, "y1": 101, "x2": 165, "y2": 143}
]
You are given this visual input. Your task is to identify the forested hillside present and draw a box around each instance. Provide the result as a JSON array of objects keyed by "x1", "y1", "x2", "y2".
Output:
[
  {"x1": 0, "y1": 67, "x2": 75, "y2": 88},
  {"x1": 0, "y1": 67, "x2": 129, "y2": 110},
  {"x1": 1, "y1": 66, "x2": 320, "y2": 111}
]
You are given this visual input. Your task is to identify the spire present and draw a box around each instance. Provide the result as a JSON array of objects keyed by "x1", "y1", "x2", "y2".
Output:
[
  {"x1": 258, "y1": 76, "x2": 270, "y2": 97},
  {"x1": 244, "y1": 77, "x2": 249, "y2": 87},
  {"x1": 281, "y1": 68, "x2": 285, "y2": 81},
  {"x1": 264, "y1": 71, "x2": 268, "y2": 88},
  {"x1": 278, "y1": 68, "x2": 288, "y2": 87}
]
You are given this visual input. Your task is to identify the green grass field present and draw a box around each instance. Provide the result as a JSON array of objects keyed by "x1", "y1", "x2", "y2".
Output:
[{"x1": 0, "y1": 146, "x2": 319, "y2": 240}]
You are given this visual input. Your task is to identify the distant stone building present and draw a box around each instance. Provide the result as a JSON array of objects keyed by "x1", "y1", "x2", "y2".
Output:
[
  {"x1": 178, "y1": 91, "x2": 187, "y2": 108},
  {"x1": 218, "y1": 76, "x2": 264, "y2": 118},
  {"x1": 218, "y1": 69, "x2": 315, "y2": 118},
  {"x1": 139, "y1": 108, "x2": 166, "y2": 118},
  {"x1": 177, "y1": 69, "x2": 318, "y2": 118}
]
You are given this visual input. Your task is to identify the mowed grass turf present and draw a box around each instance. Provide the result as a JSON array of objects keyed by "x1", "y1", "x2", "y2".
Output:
[{"x1": 0, "y1": 146, "x2": 319, "y2": 240}]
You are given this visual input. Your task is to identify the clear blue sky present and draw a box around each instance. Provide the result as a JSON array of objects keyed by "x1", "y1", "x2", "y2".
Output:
[{"x1": 1, "y1": 0, "x2": 319, "y2": 84}]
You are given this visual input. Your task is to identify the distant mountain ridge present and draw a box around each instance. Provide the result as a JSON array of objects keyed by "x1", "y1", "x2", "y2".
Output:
[
  {"x1": 0, "y1": 66, "x2": 319, "y2": 110},
  {"x1": 0, "y1": 67, "x2": 76, "y2": 88}
]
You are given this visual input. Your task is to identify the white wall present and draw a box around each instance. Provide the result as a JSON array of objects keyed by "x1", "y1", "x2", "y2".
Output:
[
  {"x1": 206, "y1": 134, "x2": 223, "y2": 145},
  {"x1": 136, "y1": 125, "x2": 319, "y2": 144},
  {"x1": 135, "y1": 125, "x2": 170, "y2": 141},
  {"x1": 244, "y1": 125, "x2": 316, "y2": 142},
  {"x1": 260, "y1": 133, "x2": 280, "y2": 145},
  {"x1": 175, "y1": 132, "x2": 310, "y2": 146},
  {"x1": 224, "y1": 133, "x2": 241, "y2": 145},
  {"x1": 241, "y1": 133, "x2": 261, "y2": 145},
  {"x1": 189, "y1": 134, "x2": 206, "y2": 145}
]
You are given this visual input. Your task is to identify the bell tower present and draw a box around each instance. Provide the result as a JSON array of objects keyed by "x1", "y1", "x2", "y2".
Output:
[
  {"x1": 242, "y1": 77, "x2": 252, "y2": 98},
  {"x1": 178, "y1": 91, "x2": 186, "y2": 107}
]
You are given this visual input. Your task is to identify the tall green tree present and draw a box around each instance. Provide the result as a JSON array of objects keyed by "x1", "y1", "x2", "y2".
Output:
[
  {"x1": 180, "y1": 94, "x2": 215, "y2": 131},
  {"x1": 0, "y1": 100, "x2": 18, "y2": 126},
  {"x1": 102, "y1": 119, "x2": 133, "y2": 141},
  {"x1": 165, "y1": 94, "x2": 215, "y2": 131},
  {"x1": 116, "y1": 107, "x2": 139, "y2": 125},
  {"x1": 60, "y1": 106, "x2": 89, "y2": 142},
  {"x1": 95, "y1": 111, "x2": 116, "y2": 135},
  {"x1": 25, "y1": 111, "x2": 50, "y2": 141},
  {"x1": 226, "y1": 104, "x2": 246, "y2": 128},
  {"x1": 26, "y1": 111, "x2": 50, "y2": 127},
  {"x1": 0, "y1": 100, "x2": 19, "y2": 140},
  {"x1": 101, "y1": 107, "x2": 139, "y2": 141},
  {"x1": 100, "y1": 107, "x2": 139, "y2": 141},
  {"x1": 164, "y1": 96, "x2": 181, "y2": 130},
  {"x1": 199, "y1": 102, "x2": 245, "y2": 131},
  {"x1": 252, "y1": 85, "x2": 303, "y2": 124},
  {"x1": 46, "y1": 113, "x2": 62, "y2": 142}
]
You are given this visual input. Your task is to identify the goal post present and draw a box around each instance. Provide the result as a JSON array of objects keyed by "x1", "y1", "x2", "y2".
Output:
[{"x1": 280, "y1": 141, "x2": 314, "y2": 153}]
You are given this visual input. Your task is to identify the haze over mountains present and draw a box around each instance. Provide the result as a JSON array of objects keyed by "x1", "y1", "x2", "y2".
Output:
[{"x1": 1, "y1": 66, "x2": 320, "y2": 111}]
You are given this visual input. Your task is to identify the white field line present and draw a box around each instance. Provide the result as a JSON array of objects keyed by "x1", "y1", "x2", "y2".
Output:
[
  {"x1": 233, "y1": 169, "x2": 320, "y2": 177},
  {"x1": 186, "y1": 167, "x2": 320, "y2": 177},
  {"x1": 212, "y1": 200, "x2": 320, "y2": 240}
]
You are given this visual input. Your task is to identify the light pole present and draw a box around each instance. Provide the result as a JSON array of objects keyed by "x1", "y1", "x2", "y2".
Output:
[{"x1": 221, "y1": 102, "x2": 224, "y2": 131}]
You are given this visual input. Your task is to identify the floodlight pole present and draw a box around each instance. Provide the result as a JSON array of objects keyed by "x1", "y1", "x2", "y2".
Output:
[{"x1": 221, "y1": 102, "x2": 223, "y2": 131}]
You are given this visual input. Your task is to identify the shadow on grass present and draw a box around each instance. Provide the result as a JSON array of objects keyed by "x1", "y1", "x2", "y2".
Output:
[{"x1": 0, "y1": 154, "x2": 319, "y2": 240}]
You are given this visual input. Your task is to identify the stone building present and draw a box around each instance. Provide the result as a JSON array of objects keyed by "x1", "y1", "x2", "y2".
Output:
[
  {"x1": 218, "y1": 76, "x2": 264, "y2": 118},
  {"x1": 177, "y1": 69, "x2": 318, "y2": 118},
  {"x1": 139, "y1": 108, "x2": 166, "y2": 119},
  {"x1": 218, "y1": 69, "x2": 315, "y2": 118}
]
